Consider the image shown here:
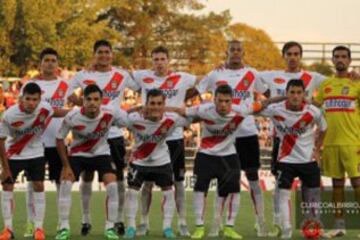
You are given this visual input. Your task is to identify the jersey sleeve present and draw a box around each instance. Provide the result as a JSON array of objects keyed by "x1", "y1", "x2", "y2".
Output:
[
  {"x1": 56, "y1": 114, "x2": 72, "y2": 140},
  {"x1": 175, "y1": 114, "x2": 192, "y2": 127},
  {"x1": 196, "y1": 72, "x2": 212, "y2": 94},
  {"x1": 254, "y1": 70, "x2": 269, "y2": 93},
  {"x1": 0, "y1": 114, "x2": 11, "y2": 138},
  {"x1": 314, "y1": 81, "x2": 325, "y2": 105},
  {"x1": 315, "y1": 108, "x2": 327, "y2": 131},
  {"x1": 259, "y1": 104, "x2": 275, "y2": 118},
  {"x1": 68, "y1": 72, "x2": 83, "y2": 95},
  {"x1": 313, "y1": 72, "x2": 326, "y2": 89},
  {"x1": 182, "y1": 72, "x2": 197, "y2": 88},
  {"x1": 113, "y1": 108, "x2": 130, "y2": 128},
  {"x1": 124, "y1": 70, "x2": 141, "y2": 91},
  {"x1": 132, "y1": 70, "x2": 145, "y2": 88},
  {"x1": 185, "y1": 105, "x2": 201, "y2": 118}
]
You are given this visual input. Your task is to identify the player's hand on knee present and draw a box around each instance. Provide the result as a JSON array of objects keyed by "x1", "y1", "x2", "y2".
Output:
[
  {"x1": 312, "y1": 149, "x2": 321, "y2": 167},
  {"x1": 61, "y1": 166, "x2": 75, "y2": 181}
]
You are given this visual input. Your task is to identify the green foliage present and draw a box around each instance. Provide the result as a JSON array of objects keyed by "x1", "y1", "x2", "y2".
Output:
[{"x1": 306, "y1": 61, "x2": 334, "y2": 76}]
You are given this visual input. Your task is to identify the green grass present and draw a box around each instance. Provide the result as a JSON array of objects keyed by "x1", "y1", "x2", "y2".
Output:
[{"x1": 0, "y1": 191, "x2": 359, "y2": 239}]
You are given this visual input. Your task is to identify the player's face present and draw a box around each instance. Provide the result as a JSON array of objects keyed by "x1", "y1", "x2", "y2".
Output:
[
  {"x1": 287, "y1": 86, "x2": 305, "y2": 107},
  {"x1": 40, "y1": 54, "x2": 58, "y2": 76},
  {"x1": 152, "y1": 52, "x2": 169, "y2": 74},
  {"x1": 284, "y1": 46, "x2": 301, "y2": 71},
  {"x1": 226, "y1": 42, "x2": 243, "y2": 65},
  {"x1": 83, "y1": 92, "x2": 102, "y2": 116},
  {"x1": 21, "y1": 93, "x2": 41, "y2": 113},
  {"x1": 94, "y1": 46, "x2": 113, "y2": 67},
  {"x1": 146, "y1": 95, "x2": 165, "y2": 120},
  {"x1": 332, "y1": 50, "x2": 351, "y2": 72},
  {"x1": 215, "y1": 93, "x2": 232, "y2": 116}
]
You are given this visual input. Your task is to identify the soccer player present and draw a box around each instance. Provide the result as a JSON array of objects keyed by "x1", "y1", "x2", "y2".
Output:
[
  {"x1": 0, "y1": 82, "x2": 68, "y2": 240},
  {"x1": 67, "y1": 40, "x2": 139, "y2": 235},
  {"x1": 259, "y1": 79, "x2": 327, "y2": 239},
  {"x1": 313, "y1": 46, "x2": 360, "y2": 238},
  {"x1": 196, "y1": 40, "x2": 269, "y2": 237},
  {"x1": 132, "y1": 46, "x2": 199, "y2": 236},
  {"x1": 259, "y1": 41, "x2": 326, "y2": 236},
  {"x1": 123, "y1": 89, "x2": 191, "y2": 239},
  {"x1": 55, "y1": 84, "x2": 126, "y2": 240},
  {"x1": 22, "y1": 48, "x2": 70, "y2": 237}
]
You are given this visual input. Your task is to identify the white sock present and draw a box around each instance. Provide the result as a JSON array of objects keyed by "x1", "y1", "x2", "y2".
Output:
[
  {"x1": 303, "y1": 187, "x2": 321, "y2": 221},
  {"x1": 26, "y1": 181, "x2": 34, "y2": 224},
  {"x1": 105, "y1": 182, "x2": 119, "y2": 230},
  {"x1": 211, "y1": 194, "x2": 226, "y2": 228},
  {"x1": 193, "y1": 191, "x2": 206, "y2": 226},
  {"x1": 279, "y1": 189, "x2": 292, "y2": 230},
  {"x1": 117, "y1": 180, "x2": 125, "y2": 223},
  {"x1": 225, "y1": 193, "x2": 241, "y2": 226},
  {"x1": 1, "y1": 191, "x2": 14, "y2": 230},
  {"x1": 33, "y1": 192, "x2": 45, "y2": 229},
  {"x1": 273, "y1": 185, "x2": 281, "y2": 225},
  {"x1": 58, "y1": 181, "x2": 73, "y2": 229},
  {"x1": 80, "y1": 181, "x2": 92, "y2": 224},
  {"x1": 126, "y1": 189, "x2": 139, "y2": 229},
  {"x1": 162, "y1": 189, "x2": 175, "y2": 230},
  {"x1": 140, "y1": 181, "x2": 153, "y2": 225},
  {"x1": 174, "y1": 181, "x2": 187, "y2": 225},
  {"x1": 249, "y1": 180, "x2": 265, "y2": 224}
]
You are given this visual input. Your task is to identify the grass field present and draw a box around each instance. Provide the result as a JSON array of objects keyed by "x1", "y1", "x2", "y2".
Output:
[{"x1": 0, "y1": 191, "x2": 358, "y2": 239}]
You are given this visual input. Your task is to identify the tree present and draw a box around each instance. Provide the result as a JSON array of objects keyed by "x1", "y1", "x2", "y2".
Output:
[{"x1": 306, "y1": 62, "x2": 333, "y2": 76}]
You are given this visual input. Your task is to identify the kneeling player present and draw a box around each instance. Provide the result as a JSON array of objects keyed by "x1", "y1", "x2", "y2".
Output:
[
  {"x1": 55, "y1": 84, "x2": 125, "y2": 240},
  {"x1": 260, "y1": 79, "x2": 326, "y2": 239},
  {"x1": 0, "y1": 82, "x2": 68, "y2": 240},
  {"x1": 123, "y1": 89, "x2": 191, "y2": 239}
]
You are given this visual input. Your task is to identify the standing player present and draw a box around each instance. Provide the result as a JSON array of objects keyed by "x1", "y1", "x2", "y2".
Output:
[
  {"x1": 132, "y1": 46, "x2": 199, "y2": 236},
  {"x1": 196, "y1": 40, "x2": 268, "y2": 237},
  {"x1": 260, "y1": 79, "x2": 327, "y2": 239},
  {"x1": 0, "y1": 83, "x2": 68, "y2": 240},
  {"x1": 67, "y1": 40, "x2": 139, "y2": 235},
  {"x1": 55, "y1": 84, "x2": 125, "y2": 240},
  {"x1": 22, "y1": 48, "x2": 70, "y2": 237},
  {"x1": 259, "y1": 41, "x2": 326, "y2": 236},
  {"x1": 314, "y1": 46, "x2": 360, "y2": 238},
  {"x1": 123, "y1": 89, "x2": 191, "y2": 239}
]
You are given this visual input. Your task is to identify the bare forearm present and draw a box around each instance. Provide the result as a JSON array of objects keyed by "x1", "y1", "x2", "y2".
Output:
[
  {"x1": 56, "y1": 139, "x2": 70, "y2": 168},
  {"x1": 0, "y1": 141, "x2": 9, "y2": 171},
  {"x1": 315, "y1": 130, "x2": 326, "y2": 150},
  {"x1": 164, "y1": 107, "x2": 186, "y2": 116}
]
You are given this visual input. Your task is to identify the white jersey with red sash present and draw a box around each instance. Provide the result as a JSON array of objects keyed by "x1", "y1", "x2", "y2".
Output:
[
  {"x1": 56, "y1": 107, "x2": 126, "y2": 157},
  {"x1": 186, "y1": 103, "x2": 254, "y2": 156},
  {"x1": 69, "y1": 67, "x2": 139, "y2": 138},
  {"x1": 260, "y1": 101, "x2": 327, "y2": 164},
  {"x1": 0, "y1": 102, "x2": 54, "y2": 160},
  {"x1": 196, "y1": 67, "x2": 267, "y2": 137},
  {"x1": 24, "y1": 77, "x2": 69, "y2": 147},
  {"x1": 133, "y1": 70, "x2": 197, "y2": 140},
  {"x1": 125, "y1": 112, "x2": 190, "y2": 167}
]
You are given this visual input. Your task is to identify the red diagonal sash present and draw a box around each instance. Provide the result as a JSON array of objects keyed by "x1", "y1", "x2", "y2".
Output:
[
  {"x1": 102, "y1": 72, "x2": 124, "y2": 105},
  {"x1": 232, "y1": 71, "x2": 255, "y2": 105}
]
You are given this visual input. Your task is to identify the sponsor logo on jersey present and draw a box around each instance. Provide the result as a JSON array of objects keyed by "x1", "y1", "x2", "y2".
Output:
[
  {"x1": 135, "y1": 132, "x2": 166, "y2": 143},
  {"x1": 274, "y1": 115, "x2": 286, "y2": 121},
  {"x1": 133, "y1": 124, "x2": 146, "y2": 130},
  {"x1": 11, "y1": 121, "x2": 24, "y2": 127},
  {"x1": 216, "y1": 80, "x2": 228, "y2": 86},
  {"x1": 74, "y1": 125, "x2": 86, "y2": 131},
  {"x1": 46, "y1": 98, "x2": 65, "y2": 108},
  {"x1": 324, "y1": 98, "x2": 355, "y2": 109},
  {"x1": 324, "y1": 87, "x2": 332, "y2": 94},
  {"x1": 145, "y1": 88, "x2": 178, "y2": 98},
  {"x1": 14, "y1": 125, "x2": 44, "y2": 137},
  {"x1": 274, "y1": 78, "x2": 286, "y2": 84},
  {"x1": 233, "y1": 90, "x2": 251, "y2": 100},
  {"x1": 341, "y1": 86, "x2": 350, "y2": 95},
  {"x1": 143, "y1": 77, "x2": 154, "y2": 84},
  {"x1": 84, "y1": 80, "x2": 96, "y2": 85},
  {"x1": 275, "y1": 124, "x2": 307, "y2": 136}
]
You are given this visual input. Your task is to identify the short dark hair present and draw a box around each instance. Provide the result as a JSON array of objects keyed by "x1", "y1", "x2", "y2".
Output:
[
  {"x1": 84, "y1": 84, "x2": 103, "y2": 98},
  {"x1": 151, "y1": 46, "x2": 169, "y2": 58},
  {"x1": 146, "y1": 88, "x2": 165, "y2": 103},
  {"x1": 39, "y1": 48, "x2": 58, "y2": 61},
  {"x1": 215, "y1": 84, "x2": 233, "y2": 97},
  {"x1": 93, "y1": 40, "x2": 112, "y2": 53},
  {"x1": 332, "y1": 45, "x2": 351, "y2": 59},
  {"x1": 23, "y1": 82, "x2": 42, "y2": 96},
  {"x1": 286, "y1": 79, "x2": 305, "y2": 91},
  {"x1": 282, "y1": 41, "x2": 303, "y2": 56}
]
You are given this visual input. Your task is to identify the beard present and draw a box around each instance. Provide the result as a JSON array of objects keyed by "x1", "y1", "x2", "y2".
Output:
[{"x1": 335, "y1": 62, "x2": 347, "y2": 72}]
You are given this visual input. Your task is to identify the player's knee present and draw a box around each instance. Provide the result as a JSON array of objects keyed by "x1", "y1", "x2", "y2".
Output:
[
  {"x1": 143, "y1": 181, "x2": 154, "y2": 192},
  {"x1": 103, "y1": 173, "x2": 117, "y2": 185},
  {"x1": 161, "y1": 185, "x2": 173, "y2": 191},
  {"x1": 245, "y1": 170, "x2": 259, "y2": 181},
  {"x1": 81, "y1": 170, "x2": 94, "y2": 182},
  {"x1": 332, "y1": 178, "x2": 346, "y2": 187},
  {"x1": 218, "y1": 184, "x2": 240, "y2": 197},
  {"x1": 32, "y1": 181, "x2": 44, "y2": 192}
]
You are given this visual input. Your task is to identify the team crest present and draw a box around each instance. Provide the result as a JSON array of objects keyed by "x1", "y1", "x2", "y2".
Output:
[
  {"x1": 341, "y1": 86, "x2": 349, "y2": 95},
  {"x1": 167, "y1": 80, "x2": 173, "y2": 88},
  {"x1": 39, "y1": 114, "x2": 46, "y2": 123},
  {"x1": 58, "y1": 89, "x2": 64, "y2": 97},
  {"x1": 111, "y1": 81, "x2": 118, "y2": 90},
  {"x1": 100, "y1": 120, "x2": 107, "y2": 129},
  {"x1": 229, "y1": 122, "x2": 236, "y2": 130},
  {"x1": 243, "y1": 79, "x2": 249, "y2": 87},
  {"x1": 299, "y1": 120, "x2": 306, "y2": 128},
  {"x1": 160, "y1": 127, "x2": 168, "y2": 134}
]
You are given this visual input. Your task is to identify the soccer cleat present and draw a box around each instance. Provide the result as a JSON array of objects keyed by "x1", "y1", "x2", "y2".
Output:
[
  {"x1": 104, "y1": 228, "x2": 119, "y2": 240},
  {"x1": 191, "y1": 226, "x2": 205, "y2": 239},
  {"x1": 81, "y1": 223, "x2": 92, "y2": 236},
  {"x1": 0, "y1": 228, "x2": 14, "y2": 240},
  {"x1": 254, "y1": 222, "x2": 268, "y2": 237},
  {"x1": 178, "y1": 224, "x2": 190, "y2": 237},
  {"x1": 281, "y1": 228, "x2": 292, "y2": 239},
  {"x1": 163, "y1": 228, "x2": 176, "y2": 239},
  {"x1": 55, "y1": 228, "x2": 70, "y2": 240},
  {"x1": 136, "y1": 223, "x2": 149, "y2": 236},
  {"x1": 124, "y1": 227, "x2": 136, "y2": 239},
  {"x1": 223, "y1": 226, "x2": 242, "y2": 239},
  {"x1": 322, "y1": 229, "x2": 346, "y2": 238},
  {"x1": 24, "y1": 222, "x2": 34, "y2": 238},
  {"x1": 114, "y1": 222, "x2": 125, "y2": 235},
  {"x1": 33, "y1": 228, "x2": 45, "y2": 240},
  {"x1": 268, "y1": 224, "x2": 282, "y2": 237}
]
